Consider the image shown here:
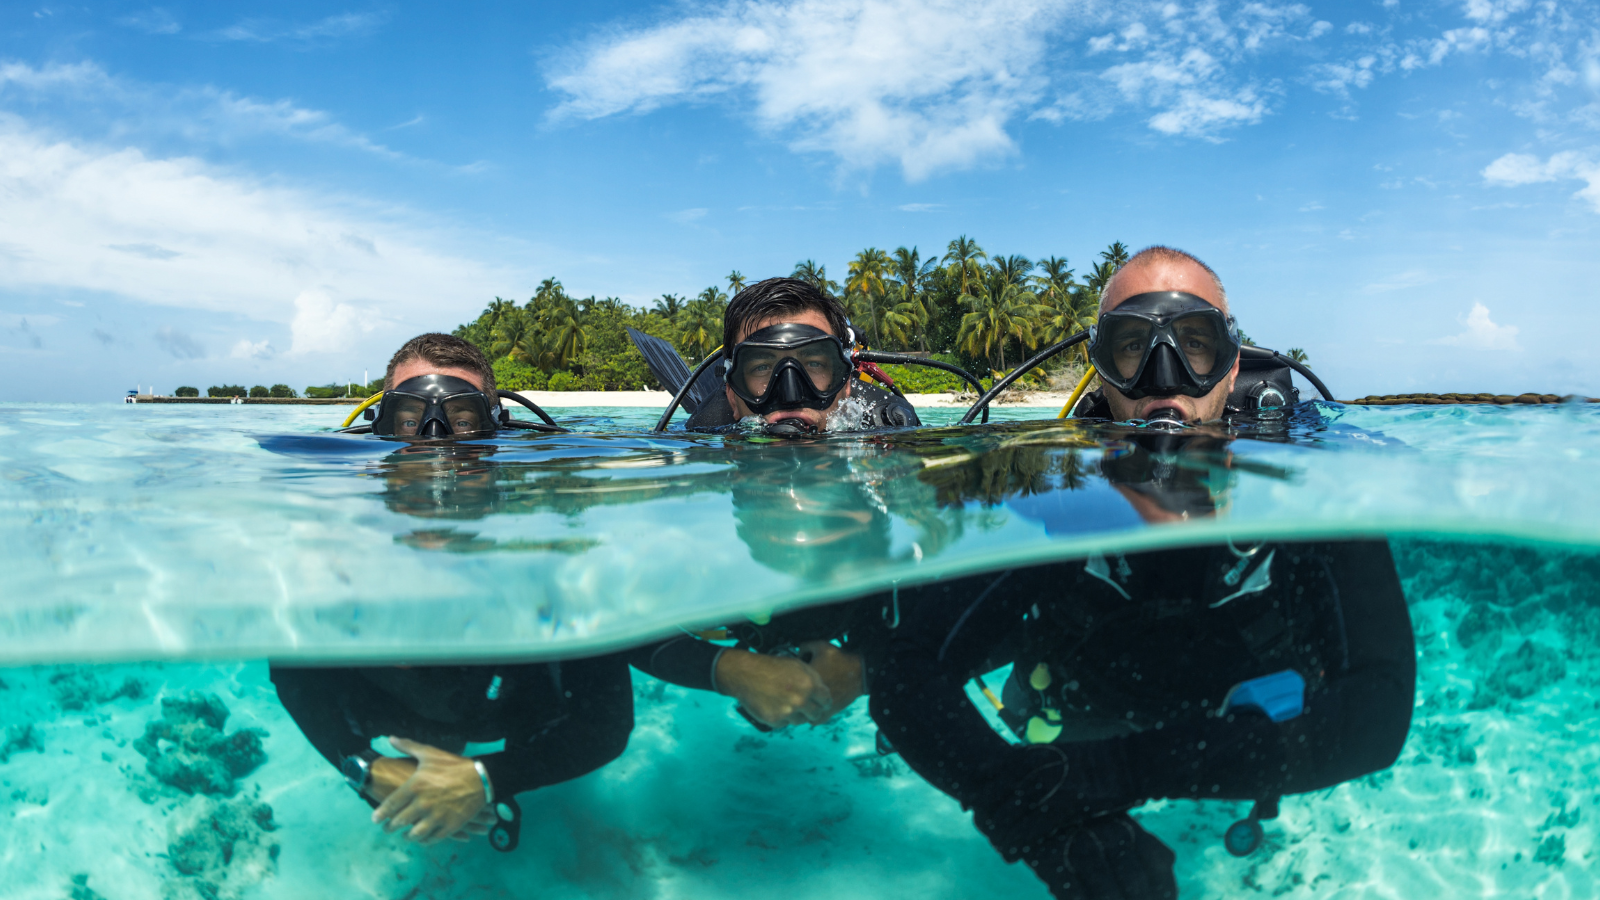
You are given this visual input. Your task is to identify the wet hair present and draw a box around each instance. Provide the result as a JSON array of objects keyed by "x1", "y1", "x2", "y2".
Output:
[
  {"x1": 1101, "y1": 245, "x2": 1228, "y2": 313},
  {"x1": 384, "y1": 333, "x2": 497, "y2": 393},
  {"x1": 722, "y1": 277, "x2": 851, "y2": 354}
]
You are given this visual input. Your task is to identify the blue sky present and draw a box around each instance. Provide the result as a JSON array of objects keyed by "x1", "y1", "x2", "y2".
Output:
[{"x1": 2, "y1": 0, "x2": 1596, "y2": 401}]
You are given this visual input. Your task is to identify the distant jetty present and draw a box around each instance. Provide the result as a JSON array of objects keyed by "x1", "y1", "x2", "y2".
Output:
[
  {"x1": 124, "y1": 396, "x2": 361, "y2": 405},
  {"x1": 1346, "y1": 393, "x2": 1596, "y2": 405}
]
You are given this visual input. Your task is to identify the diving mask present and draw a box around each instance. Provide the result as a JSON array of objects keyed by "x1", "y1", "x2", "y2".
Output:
[
  {"x1": 723, "y1": 322, "x2": 855, "y2": 416},
  {"x1": 371, "y1": 374, "x2": 500, "y2": 438},
  {"x1": 1088, "y1": 292, "x2": 1242, "y2": 399}
]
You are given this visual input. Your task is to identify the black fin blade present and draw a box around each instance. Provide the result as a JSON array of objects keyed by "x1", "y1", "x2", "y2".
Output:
[{"x1": 626, "y1": 327, "x2": 719, "y2": 415}]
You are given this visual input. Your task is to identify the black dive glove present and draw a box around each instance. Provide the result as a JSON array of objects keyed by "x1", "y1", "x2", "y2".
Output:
[
  {"x1": 973, "y1": 741, "x2": 1139, "y2": 862},
  {"x1": 1021, "y1": 812, "x2": 1177, "y2": 900}
]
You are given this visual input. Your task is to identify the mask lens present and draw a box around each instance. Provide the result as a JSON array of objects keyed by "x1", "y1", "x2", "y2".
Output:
[
  {"x1": 736, "y1": 349, "x2": 783, "y2": 398},
  {"x1": 1101, "y1": 317, "x2": 1154, "y2": 380},
  {"x1": 1172, "y1": 312, "x2": 1226, "y2": 376},
  {"x1": 442, "y1": 396, "x2": 487, "y2": 434},
  {"x1": 390, "y1": 396, "x2": 428, "y2": 436}
]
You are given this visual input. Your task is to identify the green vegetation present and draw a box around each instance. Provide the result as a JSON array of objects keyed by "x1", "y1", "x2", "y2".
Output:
[
  {"x1": 453, "y1": 238, "x2": 1155, "y2": 391},
  {"x1": 249, "y1": 385, "x2": 269, "y2": 398},
  {"x1": 268, "y1": 384, "x2": 297, "y2": 398},
  {"x1": 206, "y1": 385, "x2": 246, "y2": 398},
  {"x1": 175, "y1": 386, "x2": 199, "y2": 398}
]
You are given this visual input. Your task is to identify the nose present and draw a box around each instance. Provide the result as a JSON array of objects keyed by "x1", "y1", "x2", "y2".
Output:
[
  {"x1": 421, "y1": 418, "x2": 449, "y2": 438},
  {"x1": 1137, "y1": 344, "x2": 1188, "y2": 396}
]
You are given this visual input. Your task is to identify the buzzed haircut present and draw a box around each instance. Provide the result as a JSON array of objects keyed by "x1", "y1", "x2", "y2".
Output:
[
  {"x1": 722, "y1": 277, "x2": 851, "y2": 354},
  {"x1": 1101, "y1": 245, "x2": 1228, "y2": 312},
  {"x1": 384, "y1": 332, "x2": 497, "y2": 393}
]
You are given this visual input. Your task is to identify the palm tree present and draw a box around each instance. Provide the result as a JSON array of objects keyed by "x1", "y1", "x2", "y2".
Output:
[
  {"x1": 991, "y1": 254, "x2": 1034, "y2": 287},
  {"x1": 677, "y1": 297, "x2": 723, "y2": 360},
  {"x1": 540, "y1": 294, "x2": 587, "y2": 371},
  {"x1": 888, "y1": 246, "x2": 937, "y2": 351},
  {"x1": 957, "y1": 276, "x2": 1041, "y2": 372},
  {"x1": 792, "y1": 260, "x2": 840, "y2": 297},
  {"x1": 941, "y1": 235, "x2": 987, "y2": 298},
  {"x1": 846, "y1": 247, "x2": 892, "y2": 346},
  {"x1": 1032, "y1": 256, "x2": 1094, "y2": 363},
  {"x1": 653, "y1": 293, "x2": 684, "y2": 319},
  {"x1": 698, "y1": 286, "x2": 729, "y2": 315},
  {"x1": 489, "y1": 309, "x2": 535, "y2": 361},
  {"x1": 1101, "y1": 241, "x2": 1130, "y2": 269},
  {"x1": 1287, "y1": 348, "x2": 1311, "y2": 367},
  {"x1": 727, "y1": 271, "x2": 747, "y2": 296}
]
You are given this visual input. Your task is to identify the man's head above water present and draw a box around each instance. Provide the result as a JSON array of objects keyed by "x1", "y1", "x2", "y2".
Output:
[
  {"x1": 1098, "y1": 246, "x2": 1240, "y2": 424},
  {"x1": 380, "y1": 333, "x2": 499, "y2": 437},
  {"x1": 722, "y1": 278, "x2": 854, "y2": 432}
]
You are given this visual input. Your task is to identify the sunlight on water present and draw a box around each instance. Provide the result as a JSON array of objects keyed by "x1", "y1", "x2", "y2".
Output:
[{"x1": 1, "y1": 402, "x2": 1597, "y2": 899}]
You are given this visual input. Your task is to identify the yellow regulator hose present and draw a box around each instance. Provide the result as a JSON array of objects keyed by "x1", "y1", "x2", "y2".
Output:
[
  {"x1": 1059, "y1": 365, "x2": 1097, "y2": 419},
  {"x1": 341, "y1": 391, "x2": 385, "y2": 428}
]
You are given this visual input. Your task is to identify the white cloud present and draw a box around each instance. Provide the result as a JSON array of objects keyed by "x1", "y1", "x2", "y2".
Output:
[
  {"x1": 230, "y1": 338, "x2": 275, "y2": 359},
  {"x1": 289, "y1": 290, "x2": 376, "y2": 356},
  {"x1": 547, "y1": 0, "x2": 1070, "y2": 180},
  {"x1": 1482, "y1": 150, "x2": 1600, "y2": 211},
  {"x1": 117, "y1": 7, "x2": 181, "y2": 35},
  {"x1": 0, "y1": 119, "x2": 527, "y2": 360},
  {"x1": 668, "y1": 207, "x2": 709, "y2": 224},
  {"x1": 1363, "y1": 269, "x2": 1436, "y2": 293},
  {"x1": 1431, "y1": 302, "x2": 1521, "y2": 350},
  {"x1": 897, "y1": 202, "x2": 942, "y2": 212}
]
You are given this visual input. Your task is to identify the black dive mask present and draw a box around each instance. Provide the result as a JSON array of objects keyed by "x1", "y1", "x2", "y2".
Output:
[
  {"x1": 371, "y1": 374, "x2": 500, "y2": 439},
  {"x1": 724, "y1": 322, "x2": 854, "y2": 416},
  {"x1": 1089, "y1": 292, "x2": 1241, "y2": 399}
]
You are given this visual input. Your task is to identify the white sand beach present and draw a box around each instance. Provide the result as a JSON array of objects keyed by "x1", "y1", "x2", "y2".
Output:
[{"x1": 516, "y1": 390, "x2": 1075, "y2": 410}]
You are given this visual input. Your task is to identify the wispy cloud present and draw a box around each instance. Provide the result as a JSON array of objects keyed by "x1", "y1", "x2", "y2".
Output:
[
  {"x1": 212, "y1": 12, "x2": 386, "y2": 45},
  {"x1": 153, "y1": 326, "x2": 205, "y2": 359},
  {"x1": 116, "y1": 7, "x2": 181, "y2": 35},
  {"x1": 668, "y1": 208, "x2": 709, "y2": 224},
  {"x1": 0, "y1": 61, "x2": 405, "y2": 160},
  {"x1": 897, "y1": 203, "x2": 942, "y2": 212},
  {"x1": 1431, "y1": 302, "x2": 1521, "y2": 351},
  {"x1": 1482, "y1": 150, "x2": 1600, "y2": 212},
  {"x1": 0, "y1": 120, "x2": 527, "y2": 359}
]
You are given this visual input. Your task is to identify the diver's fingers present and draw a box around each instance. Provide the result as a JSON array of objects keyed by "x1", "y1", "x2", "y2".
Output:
[
  {"x1": 384, "y1": 792, "x2": 431, "y2": 834},
  {"x1": 372, "y1": 782, "x2": 417, "y2": 827}
]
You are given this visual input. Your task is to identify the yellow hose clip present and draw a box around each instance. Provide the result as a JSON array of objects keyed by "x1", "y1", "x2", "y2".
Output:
[
  {"x1": 341, "y1": 391, "x2": 386, "y2": 428},
  {"x1": 1058, "y1": 365, "x2": 1097, "y2": 419}
]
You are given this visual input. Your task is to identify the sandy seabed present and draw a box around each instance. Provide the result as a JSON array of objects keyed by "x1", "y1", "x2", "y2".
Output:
[{"x1": 1, "y1": 539, "x2": 1595, "y2": 899}]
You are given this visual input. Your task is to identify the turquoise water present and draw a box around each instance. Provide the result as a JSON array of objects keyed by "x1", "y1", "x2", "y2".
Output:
[{"x1": 2, "y1": 402, "x2": 1598, "y2": 898}]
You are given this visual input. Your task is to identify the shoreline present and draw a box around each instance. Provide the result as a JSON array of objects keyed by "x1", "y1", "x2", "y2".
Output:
[{"x1": 515, "y1": 390, "x2": 1074, "y2": 409}]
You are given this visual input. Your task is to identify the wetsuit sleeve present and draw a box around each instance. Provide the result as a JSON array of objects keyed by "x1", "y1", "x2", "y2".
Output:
[
  {"x1": 269, "y1": 664, "x2": 371, "y2": 769},
  {"x1": 476, "y1": 653, "x2": 635, "y2": 798},
  {"x1": 1127, "y1": 539, "x2": 1416, "y2": 799},
  {"x1": 626, "y1": 635, "x2": 724, "y2": 693}
]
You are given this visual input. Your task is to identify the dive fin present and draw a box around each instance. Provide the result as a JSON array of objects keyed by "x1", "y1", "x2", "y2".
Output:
[{"x1": 626, "y1": 327, "x2": 720, "y2": 415}]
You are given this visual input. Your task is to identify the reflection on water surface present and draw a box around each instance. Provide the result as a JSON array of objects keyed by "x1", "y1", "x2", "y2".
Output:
[{"x1": 1, "y1": 403, "x2": 1598, "y2": 897}]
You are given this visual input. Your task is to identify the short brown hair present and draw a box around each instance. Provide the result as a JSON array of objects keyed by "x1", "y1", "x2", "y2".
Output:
[
  {"x1": 723, "y1": 277, "x2": 851, "y2": 353},
  {"x1": 1101, "y1": 245, "x2": 1228, "y2": 313},
  {"x1": 384, "y1": 333, "x2": 497, "y2": 393}
]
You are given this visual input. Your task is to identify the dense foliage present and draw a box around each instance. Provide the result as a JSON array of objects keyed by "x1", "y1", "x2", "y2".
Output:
[
  {"x1": 206, "y1": 385, "x2": 247, "y2": 398},
  {"x1": 175, "y1": 386, "x2": 199, "y2": 397},
  {"x1": 451, "y1": 239, "x2": 1175, "y2": 391}
]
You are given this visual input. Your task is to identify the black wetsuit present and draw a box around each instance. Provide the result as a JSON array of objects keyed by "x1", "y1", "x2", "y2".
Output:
[
  {"x1": 870, "y1": 540, "x2": 1415, "y2": 899},
  {"x1": 684, "y1": 380, "x2": 920, "y2": 432},
  {"x1": 270, "y1": 654, "x2": 634, "y2": 801}
]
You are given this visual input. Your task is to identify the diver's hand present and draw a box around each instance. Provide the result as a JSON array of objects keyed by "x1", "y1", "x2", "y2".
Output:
[
  {"x1": 370, "y1": 737, "x2": 489, "y2": 845},
  {"x1": 715, "y1": 650, "x2": 832, "y2": 728},
  {"x1": 1021, "y1": 813, "x2": 1176, "y2": 900},
  {"x1": 448, "y1": 806, "x2": 498, "y2": 842},
  {"x1": 365, "y1": 756, "x2": 418, "y2": 802},
  {"x1": 799, "y1": 641, "x2": 863, "y2": 719}
]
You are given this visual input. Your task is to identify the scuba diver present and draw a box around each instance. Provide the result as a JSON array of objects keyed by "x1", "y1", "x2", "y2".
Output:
[
  {"x1": 626, "y1": 437, "x2": 939, "y2": 729},
  {"x1": 1070, "y1": 246, "x2": 1269, "y2": 426},
  {"x1": 341, "y1": 332, "x2": 563, "y2": 438},
  {"x1": 682, "y1": 277, "x2": 921, "y2": 434},
  {"x1": 867, "y1": 428, "x2": 1417, "y2": 900},
  {"x1": 270, "y1": 333, "x2": 632, "y2": 853}
]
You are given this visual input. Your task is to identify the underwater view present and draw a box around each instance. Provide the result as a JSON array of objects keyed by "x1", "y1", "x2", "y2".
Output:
[{"x1": 3, "y1": 400, "x2": 1598, "y2": 899}]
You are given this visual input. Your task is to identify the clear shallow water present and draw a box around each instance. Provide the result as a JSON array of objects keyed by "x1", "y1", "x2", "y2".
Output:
[
  {"x1": 1, "y1": 401, "x2": 1596, "y2": 662},
  {"x1": 2, "y1": 402, "x2": 1598, "y2": 899}
]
